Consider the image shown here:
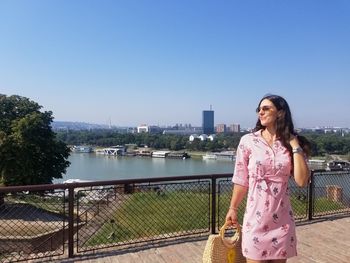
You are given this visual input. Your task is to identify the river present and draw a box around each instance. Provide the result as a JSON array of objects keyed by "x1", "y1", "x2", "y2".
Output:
[
  {"x1": 55, "y1": 153, "x2": 234, "y2": 183},
  {"x1": 56, "y1": 153, "x2": 350, "y2": 202}
]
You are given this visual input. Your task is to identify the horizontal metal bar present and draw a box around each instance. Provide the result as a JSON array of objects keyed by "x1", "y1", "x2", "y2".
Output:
[{"x1": 0, "y1": 173, "x2": 233, "y2": 193}]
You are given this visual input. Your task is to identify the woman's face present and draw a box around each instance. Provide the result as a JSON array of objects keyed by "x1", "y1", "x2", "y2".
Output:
[{"x1": 256, "y1": 99, "x2": 279, "y2": 128}]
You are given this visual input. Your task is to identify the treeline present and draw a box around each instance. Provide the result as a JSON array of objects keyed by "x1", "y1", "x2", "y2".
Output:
[
  {"x1": 302, "y1": 132, "x2": 350, "y2": 156},
  {"x1": 55, "y1": 129, "x2": 243, "y2": 152},
  {"x1": 55, "y1": 129, "x2": 350, "y2": 156}
]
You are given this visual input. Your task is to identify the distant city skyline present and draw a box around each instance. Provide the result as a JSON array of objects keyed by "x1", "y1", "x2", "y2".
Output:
[
  {"x1": 1, "y1": 1, "x2": 350, "y2": 128},
  {"x1": 52, "y1": 120, "x2": 350, "y2": 131}
]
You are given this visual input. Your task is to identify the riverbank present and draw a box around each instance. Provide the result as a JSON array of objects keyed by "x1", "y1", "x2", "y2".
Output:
[{"x1": 184, "y1": 151, "x2": 206, "y2": 160}]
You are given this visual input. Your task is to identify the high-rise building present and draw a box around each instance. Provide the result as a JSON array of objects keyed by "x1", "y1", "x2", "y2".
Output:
[
  {"x1": 216, "y1": 124, "x2": 226, "y2": 133},
  {"x1": 228, "y1": 123, "x2": 240, "y2": 133},
  {"x1": 202, "y1": 108, "x2": 214, "y2": 134}
]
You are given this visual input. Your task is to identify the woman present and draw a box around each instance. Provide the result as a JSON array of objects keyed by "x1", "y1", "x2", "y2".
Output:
[{"x1": 225, "y1": 94, "x2": 310, "y2": 263}]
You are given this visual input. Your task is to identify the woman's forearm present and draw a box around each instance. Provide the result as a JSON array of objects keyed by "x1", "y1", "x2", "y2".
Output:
[
  {"x1": 290, "y1": 138, "x2": 310, "y2": 187},
  {"x1": 293, "y1": 151, "x2": 310, "y2": 187},
  {"x1": 229, "y1": 184, "x2": 248, "y2": 209}
]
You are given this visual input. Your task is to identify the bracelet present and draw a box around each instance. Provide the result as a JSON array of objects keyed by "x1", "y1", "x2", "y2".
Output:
[
  {"x1": 229, "y1": 207, "x2": 238, "y2": 211},
  {"x1": 292, "y1": 147, "x2": 303, "y2": 154}
]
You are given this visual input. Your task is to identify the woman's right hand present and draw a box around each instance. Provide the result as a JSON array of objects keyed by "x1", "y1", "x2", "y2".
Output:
[{"x1": 225, "y1": 208, "x2": 238, "y2": 226}]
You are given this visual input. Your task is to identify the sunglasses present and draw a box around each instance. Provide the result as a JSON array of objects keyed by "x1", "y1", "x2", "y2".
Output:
[{"x1": 256, "y1": 105, "x2": 274, "y2": 113}]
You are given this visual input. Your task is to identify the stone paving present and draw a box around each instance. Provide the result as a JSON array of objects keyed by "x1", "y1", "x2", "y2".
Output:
[{"x1": 56, "y1": 216, "x2": 350, "y2": 263}]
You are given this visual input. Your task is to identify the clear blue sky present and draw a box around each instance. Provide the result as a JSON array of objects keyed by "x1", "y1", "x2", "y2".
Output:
[{"x1": 1, "y1": 0, "x2": 349, "y2": 128}]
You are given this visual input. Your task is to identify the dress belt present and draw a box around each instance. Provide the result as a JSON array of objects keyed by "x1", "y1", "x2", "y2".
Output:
[{"x1": 251, "y1": 176, "x2": 284, "y2": 192}]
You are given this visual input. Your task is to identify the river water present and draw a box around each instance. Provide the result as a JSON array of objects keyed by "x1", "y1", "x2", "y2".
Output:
[
  {"x1": 55, "y1": 153, "x2": 234, "y2": 183},
  {"x1": 56, "y1": 153, "x2": 350, "y2": 202}
]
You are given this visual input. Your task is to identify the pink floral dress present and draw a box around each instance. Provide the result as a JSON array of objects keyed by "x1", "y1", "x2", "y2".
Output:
[{"x1": 232, "y1": 130, "x2": 297, "y2": 260}]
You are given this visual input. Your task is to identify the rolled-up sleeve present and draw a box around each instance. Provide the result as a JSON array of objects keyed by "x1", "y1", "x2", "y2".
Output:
[{"x1": 232, "y1": 136, "x2": 250, "y2": 187}]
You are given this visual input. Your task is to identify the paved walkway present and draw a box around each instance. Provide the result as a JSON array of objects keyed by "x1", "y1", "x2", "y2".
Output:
[{"x1": 58, "y1": 216, "x2": 350, "y2": 263}]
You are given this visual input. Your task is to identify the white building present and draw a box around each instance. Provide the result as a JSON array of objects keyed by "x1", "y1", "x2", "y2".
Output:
[
  {"x1": 137, "y1": 124, "x2": 163, "y2": 134},
  {"x1": 189, "y1": 134, "x2": 216, "y2": 141},
  {"x1": 137, "y1": 124, "x2": 149, "y2": 133},
  {"x1": 198, "y1": 134, "x2": 208, "y2": 141},
  {"x1": 189, "y1": 134, "x2": 199, "y2": 142}
]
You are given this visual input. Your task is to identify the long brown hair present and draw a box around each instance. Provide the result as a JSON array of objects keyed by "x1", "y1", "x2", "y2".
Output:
[{"x1": 254, "y1": 94, "x2": 310, "y2": 157}]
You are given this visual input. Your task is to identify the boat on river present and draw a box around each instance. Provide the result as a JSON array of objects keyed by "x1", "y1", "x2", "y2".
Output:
[
  {"x1": 146, "y1": 150, "x2": 191, "y2": 159},
  {"x1": 308, "y1": 159, "x2": 326, "y2": 168},
  {"x1": 71, "y1": 145, "x2": 93, "y2": 153},
  {"x1": 167, "y1": 152, "x2": 191, "y2": 159},
  {"x1": 202, "y1": 153, "x2": 218, "y2": 160},
  {"x1": 203, "y1": 151, "x2": 235, "y2": 161},
  {"x1": 152, "y1": 151, "x2": 171, "y2": 158},
  {"x1": 327, "y1": 160, "x2": 350, "y2": 170}
]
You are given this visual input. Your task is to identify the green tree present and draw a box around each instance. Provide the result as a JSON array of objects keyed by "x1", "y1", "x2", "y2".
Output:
[{"x1": 0, "y1": 95, "x2": 70, "y2": 188}]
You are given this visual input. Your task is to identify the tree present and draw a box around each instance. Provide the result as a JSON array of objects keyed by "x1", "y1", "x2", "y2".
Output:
[{"x1": 0, "y1": 95, "x2": 70, "y2": 188}]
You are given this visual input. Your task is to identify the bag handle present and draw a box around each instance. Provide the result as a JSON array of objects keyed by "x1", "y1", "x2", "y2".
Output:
[{"x1": 219, "y1": 221, "x2": 241, "y2": 248}]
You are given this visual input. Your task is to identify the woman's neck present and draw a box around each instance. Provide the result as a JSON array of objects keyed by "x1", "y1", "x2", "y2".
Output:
[
  {"x1": 264, "y1": 127, "x2": 276, "y2": 137},
  {"x1": 262, "y1": 127, "x2": 277, "y2": 146}
]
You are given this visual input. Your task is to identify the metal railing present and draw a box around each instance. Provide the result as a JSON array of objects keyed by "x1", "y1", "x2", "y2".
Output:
[{"x1": 0, "y1": 170, "x2": 350, "y2": 262}]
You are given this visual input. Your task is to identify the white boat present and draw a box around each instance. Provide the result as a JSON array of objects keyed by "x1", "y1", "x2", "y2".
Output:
[
  {"x1": 308, "y1": 159, "x2": 326, "y2": 167},
  {"x1": 308, "y1": 159, "x2": 326, "y2": 164},
  {"x1": 62, "y1": 179, "x2": 93, "y2": 195},
  {"x1": 63, "y1": 179, "x2": 92, "y2": 184},
  {"x1": 152, "y1": 151, "x2": 170, "y2": 158},
  {"x1": 215, "y1": 151, "x2": 236, "y2": 161},
  {"x1": 203, "y1": 151, "x2": 235, "y2": 161},
  {"x1": 202, "y1": 153, "x2": 217, "y2": 160},
  {"x1": 71, "y1": 145, "x2": 92, "y2": 153},
  {"x1": 327, "y1": 160, "x2": 350, "y2": 170},
  {"x1": 94, "y1": 149, "x2": 105, "y2": 155}
]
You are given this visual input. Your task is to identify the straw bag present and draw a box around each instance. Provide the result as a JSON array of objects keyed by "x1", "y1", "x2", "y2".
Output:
[{"x1": 202, "y1": 222, "x2": 245, "y2": 263}]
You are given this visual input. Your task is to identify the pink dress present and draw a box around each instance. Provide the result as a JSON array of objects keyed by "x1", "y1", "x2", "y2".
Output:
[{"x1": 232, "y1": 130, "x2": 297, "y2": 260}]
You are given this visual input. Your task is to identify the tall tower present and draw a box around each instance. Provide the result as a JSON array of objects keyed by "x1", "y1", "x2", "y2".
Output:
[{"x1": 202, "y1": 106, "x2": 214, "y2": 134}]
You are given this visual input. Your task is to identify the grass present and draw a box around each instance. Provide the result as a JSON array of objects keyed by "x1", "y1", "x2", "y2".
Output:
[
  {"x1": 186, "y1": 150, "x2": 206, "y2": 159},
  {"x1": 85, "y1": 190, "x2": 210, "y2": 246},
  {"x1": 6, "y1": 194, "x2": 66, "y2": 215},
  {"x1": 313, "y1": 197, "x2": 346, "y2": 213}
]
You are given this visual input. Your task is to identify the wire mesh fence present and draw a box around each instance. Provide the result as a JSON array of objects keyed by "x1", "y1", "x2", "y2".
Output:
[
  {"x1": 75, "y1": 180, "x2": 211, "y2": 253},
  {"x1": 312, "y1": 170, "x2": 350, "y2": 217},
  {"x1": 0, "y1": 190, "x2": 66, "y2": 263},
  {"x1": 0, "y1": 170, "x2": 350, "y2": 262}
]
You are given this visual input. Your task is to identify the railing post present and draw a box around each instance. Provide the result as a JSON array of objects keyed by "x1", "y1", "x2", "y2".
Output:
[
  {"x1": 307, "y1": 170, "x2": 314, "y2": 221},
  {"x1": 211, "y1": 176, "x2": 216, "y2": 234},
  {"x1": 68, "y1": 186, "x2": 75, "y2": 258}
]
